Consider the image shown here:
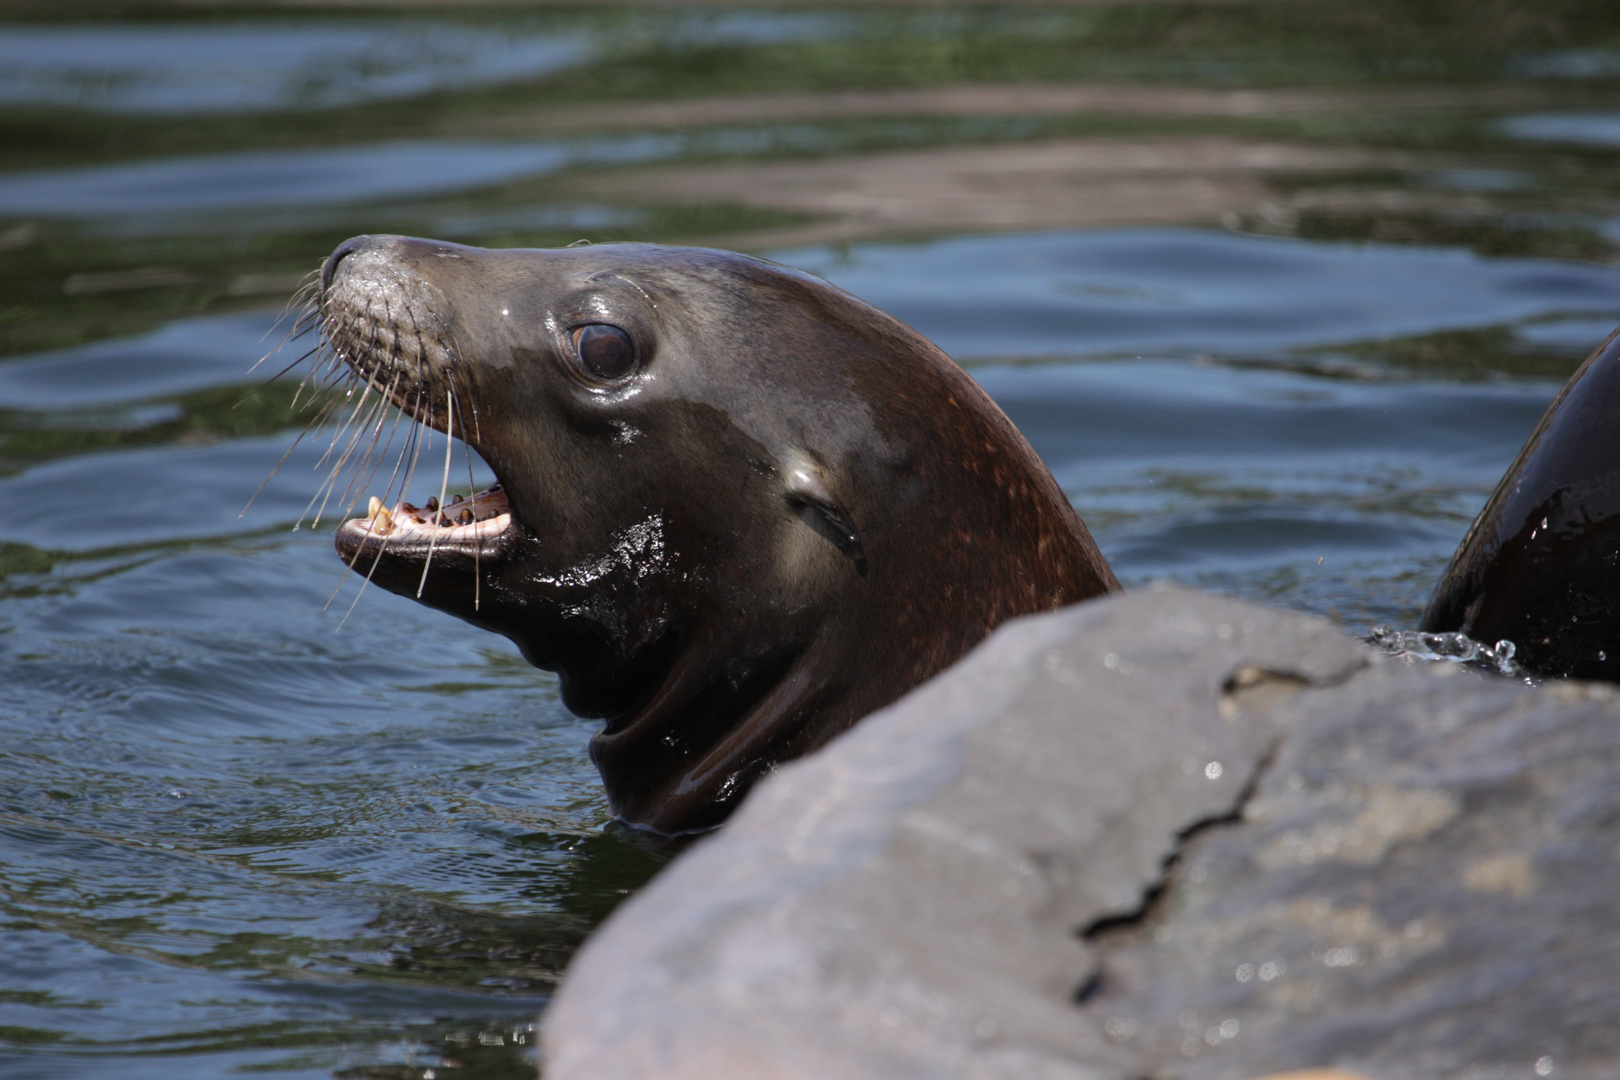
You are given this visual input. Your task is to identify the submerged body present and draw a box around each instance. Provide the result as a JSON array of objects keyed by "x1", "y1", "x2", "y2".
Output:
[
  {"x1": 1423, "y1": 328, "x2": 1620, "y2": 679},
  {"x1": 317, "y1": 236, "x2": 1118, "y2": 833}
]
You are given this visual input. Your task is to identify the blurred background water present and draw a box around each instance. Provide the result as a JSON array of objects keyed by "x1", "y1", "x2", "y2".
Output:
[{"x1": 4, "y1": 3, "x2": 1620, "y2": 1077}]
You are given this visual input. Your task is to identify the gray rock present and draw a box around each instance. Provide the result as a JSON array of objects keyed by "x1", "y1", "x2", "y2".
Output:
[{"x1": 543, "y1": 587, "x2": 1620, "y2": 1080}]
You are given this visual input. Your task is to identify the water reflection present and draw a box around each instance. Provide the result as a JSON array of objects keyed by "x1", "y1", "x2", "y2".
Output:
[
  {"x1": 0, "y1": 22, "x2": 589, "y2": 112},
  {"x1": 1513, "y1": 49, "x2": 1620, "y2": 80},
  {"x1": 0, "y1": 137, "x2": 685, "y2": 217},
  {"x1": 1501, "y1": 112, "x2": 1620, "y2": 147},
  {"x1": 782, "y1": 229, "x2": 1620, "y2": 359},
  {"x1": 0, "y1": 310, "x2": 289, "y2": 408},
  {"x1": 0, "y1": 11, "x2": 859, "y2": 114}
]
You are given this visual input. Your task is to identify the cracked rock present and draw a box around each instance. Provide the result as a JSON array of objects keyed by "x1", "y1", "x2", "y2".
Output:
[{"x1": 543, "y1": 587, "x2": 1620, "y2": 1080}]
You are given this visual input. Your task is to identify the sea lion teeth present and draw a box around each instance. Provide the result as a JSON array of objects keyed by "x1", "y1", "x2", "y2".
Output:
[
  {"x1": 367, "y1": 496, "x2": 381, "y2": 519},
  {"x1": 424, "y1": 496, "x2": 438, "y2": 512},
  {"x1": 319, "y1": 234, "x2": 1118, "y2": 833}
]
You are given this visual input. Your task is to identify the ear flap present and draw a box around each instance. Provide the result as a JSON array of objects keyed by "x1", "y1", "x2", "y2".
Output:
[{"x1": 783, "y1": 455, "x2": 867, "y2": 576}]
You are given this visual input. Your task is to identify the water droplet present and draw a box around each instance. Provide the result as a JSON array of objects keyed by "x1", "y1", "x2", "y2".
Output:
[
  {"x1": 1205, "y1": 761, "x2": 1223, "y2": 780},
  {"x1": 1536, "y1": 1056, "x2": 1555, "y2": 1076},
  {"x1": 1235, "y1": 963, "x2": 1254, "y2": 982},
  {"x1": 1366, "y1": 626, "x2": 1524, "y2": 677},
  {"x1": 1323, "y1": 946, "x2": 1359, "y2": 967},
  {"x1": 1104, "y1": 1017, "x2": 1137, "y2": 1042}
]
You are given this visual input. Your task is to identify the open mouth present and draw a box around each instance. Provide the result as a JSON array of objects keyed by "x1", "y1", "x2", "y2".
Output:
[{"x1": 334, "y1": 483, "x2": 514, "y2": 556}]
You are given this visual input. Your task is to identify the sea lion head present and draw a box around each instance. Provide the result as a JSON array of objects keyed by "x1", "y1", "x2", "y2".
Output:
[{"x1": 315, "y1": 235, "x2": 1117, "y2": 832}]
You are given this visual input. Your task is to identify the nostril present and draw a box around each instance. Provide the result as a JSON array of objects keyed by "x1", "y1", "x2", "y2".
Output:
[{"x1": 320, "y1": 236, "x2": 370, "y2": 295}]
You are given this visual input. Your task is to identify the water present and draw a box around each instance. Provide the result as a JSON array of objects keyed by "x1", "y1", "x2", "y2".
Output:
[
  {"x1": 0, "y1": 138, "x2": 688, "y2": 217},
  {"x1": 4, "y1": 5, "x2": 1620, "y2": 1078}
]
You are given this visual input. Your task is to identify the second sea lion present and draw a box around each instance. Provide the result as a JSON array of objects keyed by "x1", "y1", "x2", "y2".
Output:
[{"x1": 1422, "y1": 327, "x2": 1620, "y2": 679}]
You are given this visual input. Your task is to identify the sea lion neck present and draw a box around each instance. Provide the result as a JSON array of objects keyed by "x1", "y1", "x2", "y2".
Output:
[
  {"x1": 590, "y1": 629, "x2": 826, "y2": 835},
  {"x1": 312, "y1": 234, "x2": 1119, "y2": 834}
]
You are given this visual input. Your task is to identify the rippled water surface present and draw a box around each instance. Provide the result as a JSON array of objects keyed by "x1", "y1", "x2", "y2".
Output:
[{"x1": 5, "y1": 4, "x2": 1620, "y2": 1077}]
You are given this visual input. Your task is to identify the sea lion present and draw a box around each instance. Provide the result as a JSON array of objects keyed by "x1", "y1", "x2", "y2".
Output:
[
  {"x1": 1422, "y1": 326, "x2": 1620, "y2": 679},
  {"x1": 314, "y1": 235, "x2": 1119, "y2": 833}
]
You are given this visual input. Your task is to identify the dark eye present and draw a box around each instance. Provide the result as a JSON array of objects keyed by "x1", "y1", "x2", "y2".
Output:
[{"x1": 571, "y1": 323, "x2": 636, "y2": 381}]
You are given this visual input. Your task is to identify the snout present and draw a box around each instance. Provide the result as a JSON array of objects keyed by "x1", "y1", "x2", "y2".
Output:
[
  {"x1": 319, "y1": 235, "x2": 374, "y2": 295},
  {"x1": 319, "y1": 234, "x2": 475, "y2": 299}
]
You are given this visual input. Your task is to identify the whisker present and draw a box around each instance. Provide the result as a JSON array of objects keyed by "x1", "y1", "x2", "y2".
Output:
[
  {"x1": 396, "y1": 387, "x2": 430, "y2": 527},
  {"x1": 310, "y1": 380, "x2": 380, "y2": 528},
  {"x1": 331, "y1": 414, "x2": 414, "y2": 628},
  {"x1": 334, "y1": 393, "x2": 408, "y2": 577},
  {"x1": 243, "y1": 349, "x2": 345, "y2": 520},
  {"x1": 333, "y1": 532, "x2": 391, "y2": 625},
  {"x1": 350, "y1": 372, "x2": 408, "y2": 514},
  {"x1": 265, "y1": 270, "x2": 488, "y2": 627},
  {"x1": 417, "y1": 386, "x2": 456, "y2": 599},
  {"x1": 306, "y1": 385, "x2": 364, "y2": 480},
  {"x1": 295, "y1": 297, "x2": 366, "y2": 411},
  {"x1": 298, "y1": 380, "x2": 373, "y2": 530},
  {"x1": 247, "y1": 274, "x2": 321, "y2": 375},
  {"x1": 385, "y1": 406, "x2": 411, "y2": 496},
  {"x1": 309, "y1": 312, "x2": 382, "y2": 474},
  {"x1": 236, "y1": 342, "x2": 323, "y2": 409},
  {"x1": 242, "y1": 395, "x2": 334, "y2": 520},
  {"x1": 289, "y1": 318, "x2": 337, "y2": 411},
  {"x1": 326, "y1": 504, "x2": 397, "y2": 617},
  {"x1": 449, "y1": 369, "x2": 482, "y2": 612},
  {"x1": 333, "y1": 388, "x2": 394, "y2": 520},
  {"x1": 326, "y1": 385, "x2": 411, "y2": 618}
]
